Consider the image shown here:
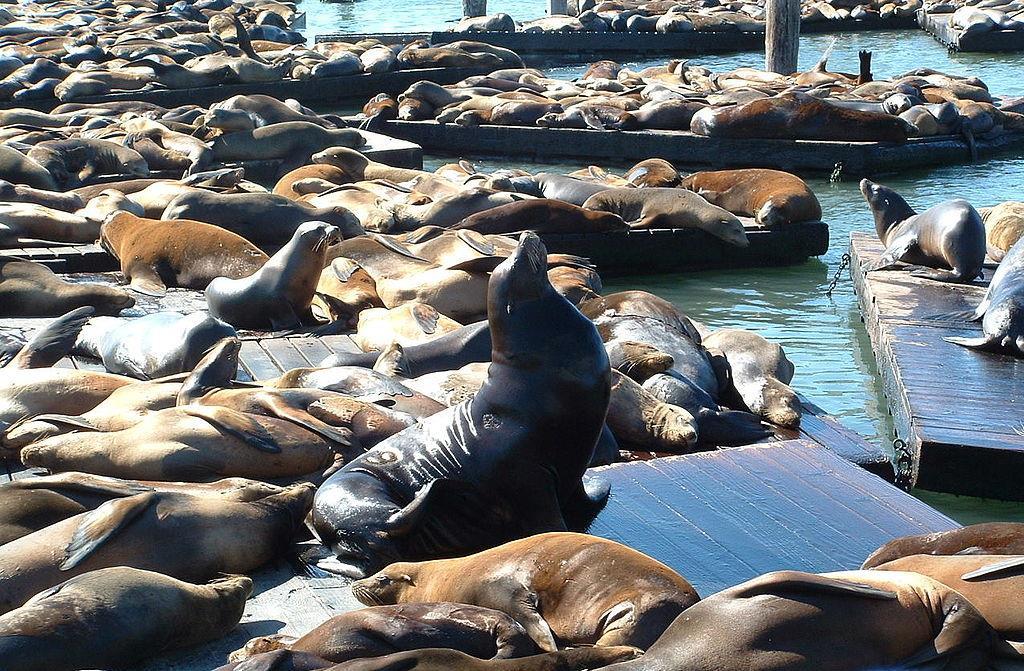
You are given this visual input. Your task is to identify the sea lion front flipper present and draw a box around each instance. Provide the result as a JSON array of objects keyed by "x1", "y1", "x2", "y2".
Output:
[
  {"x1": 253, "y1": 393, "x2": 359, "y2": 454},
  {"x1": 384, "y1": 478, "x2": 504, "y2": 552},
  {"x1": 562, "y1": 475, "x2": 610, "y2": 530},
  {"x1": 508, "y1": 585, "x2": 559, "y2": 652},
  {"x1": 128, "y1": 269, "x2": 167, "y2": 297},
  {"x1": 580, "y1": 107, "x2": 605, "y2": 131},
  {"x1": 411, "y1": 304, "x2": 440, "y2": 335},
  {"x1": 864, "y1": 235, "x2": 916, "y2": 273},
  {"x1": 372, "y1": 342, "x2": 411, "y2": 378},
  {"x1": 456, "y1": 229, "x2": 496, "y2": 256},
  {"x1": 8, "y1": 306, "x2": 95, "y2": 369},
  {"x1": 987, "y1": 243, "x2": 1006, "y2": 263},
  {"x1": 944, "y1": 335, "x2": 1000, "y2": 351},
  {"x1": 14, "y1": 472, "x2": 152, "y2": 497},
  {"x1": 908, "y1": 267, "x2": 974, "y2": 283},
  {"x1": 898, "y1": 594, "x2": 992, "y2": 668},
  {"x1": 61, "y1": 491, "x2": 158, "y2": 570},
  {"x1": 961, "y1": 555, "x2": 1024, "y2": 581},
  {"x1": 180, "y1": 405, "x2": 280, "y2": 453},
  {"x1": 444, "y1": 256, "x2": 505, "y2": 273}
]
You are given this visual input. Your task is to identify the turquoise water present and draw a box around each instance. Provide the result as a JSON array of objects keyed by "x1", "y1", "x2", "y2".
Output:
[{"x1": 299, "y1": 0, "x2": 1024, "y2": 520}]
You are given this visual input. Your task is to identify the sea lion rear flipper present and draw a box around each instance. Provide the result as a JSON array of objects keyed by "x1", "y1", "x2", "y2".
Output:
[
  {"x1": 456, "y1": 229, "x2": 496, "y2": 256},
  {"x1": 961, "y1": 555, "x2": 1024, "y2": 581},
  {"x1": 61, "y1": 491, "x2": 158, "y2": 570},
  {"x1": 898, "y1": 593, "x2": 993, "y2": 668},
  {"x1": 372, "y1": 342, "x2": 411, "y2": 377},
  {"x1": 128, "y1": 270, "x2": 167, "y2": 297},
  {"x1": 508, "y1": 585, "x2": 559, "y2": 652},
  {"x1": 8, "y1": 306, "x2": 95, "y2": 369},
  {"x1": 864, "y1": 235, "x2": 916, "y2": 273},
  {"x1": 944, "y1": 335, "x2": 999, "y2": 351},
  {"x1": 4, "y1": 413, "x2": 99, "y2": 435},
  {"x1": 734, "y1": 571, "x2": 897, "y2": 600},
  {"x1": 580, "y1": 107, "x2": 605, "y2": 131},
  {"x1": 180, "y1": 405, "x2": 280, "y2": 453},
  {"x1": 411, "y1": 304, "x2": 440, "y2": 335}
]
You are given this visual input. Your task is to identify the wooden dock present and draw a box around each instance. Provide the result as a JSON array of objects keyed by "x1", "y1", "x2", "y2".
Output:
[
  {"x1": 540, "y1": 221, "x2": 828, "y2": 276},
  {"x1": 0, "y1": 66, "x2": 494, "y2": 113},
  {"x1": 918, "y1": 9, "x2": 1024, "y2": 52},
  {"x1": 358, "y1": 120, "x2": 1024, "y2": 175},
  {"x1": 849, "y1": 231, "x2": 1024, "y2": 500},
  {"x1": 115, "y1": 437, "x2": 950, "y2": 670}
]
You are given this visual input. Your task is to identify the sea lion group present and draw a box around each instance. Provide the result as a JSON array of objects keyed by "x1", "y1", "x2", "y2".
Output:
[{"x1": 362, "y1": 59, "x2": 1020, "y2": 143}]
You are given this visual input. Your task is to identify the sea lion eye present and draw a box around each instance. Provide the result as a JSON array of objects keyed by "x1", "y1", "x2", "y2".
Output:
[{"x1": 376, "y1": 575, "x2": 391, "y2": 584}]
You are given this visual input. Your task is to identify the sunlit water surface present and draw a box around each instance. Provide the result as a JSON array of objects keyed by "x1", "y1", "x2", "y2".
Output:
[{"x1": 300, "y1": 0, "x2": 1024, "y2": 520}]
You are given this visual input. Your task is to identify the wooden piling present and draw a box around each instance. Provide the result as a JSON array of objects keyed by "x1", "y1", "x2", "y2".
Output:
[
  {"x1": 766, "y1": 0, "x2": 800, "y2": 74},
  {"x1": 463, "y1": 0, "x2": 486, "y2": 17},
  {"x1": 548, "y1": 0, "x2": 569, "y2": 15}
]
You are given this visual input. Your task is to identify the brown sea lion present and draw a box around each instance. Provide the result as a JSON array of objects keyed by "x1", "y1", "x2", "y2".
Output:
[
  {"x1": 680, "y1": 169, "x2": 822, "y2": 226},
  {"x1": 100, "y1": 212, "x2": 268, "y2": 295},
  {"x1": 0, "y1": 202, "x2": 99, "y2": 245},
  {"x1": 862, "y1": 523, "x2": 1024, "y2": 568},
  {"x1": 312, "y1": 147, "x2": 428, "y2": 184},
  {"x1": 312, "y1": 258, "x2": 385, "y2": 326},
  {"x1": 0, "y1": 260, "x2": 134, "y2": 317},
  {"x1": 607, "y1": 370, "x2": 697, "y2": 452},
  {"x1": 0, "y1": 485, "x2": 312, "y2": 614},
  {"x1": 0, "y1": 567, "x2": 252, "y2": 671},
  {"x1": 353, "y1": 303, "x2": 463, "y2": 351},
  {"x1": 275, "y1": 164, "x2": 352, "y2": 200},
  {"x1": 598, "y1": 570, "x2": 1024, "y2": 671},
  {"x1": 547, "y1": 265, "x2": 602, "y2": 305},
  {"x1": 580, "y1": 291, "x2": 702, "y2": 343},
  {"x1": 230, "y1": 603, "x2": 539, "y2": 665},
  {"x1": 0, "y1": 368, "x2": 132, "y2": 426},
  {"x1": 872, "y1": 554, "x2": 1024, "y2": 639},
  {"x1": 211, "y1": 122, "x2": 365, "y2": 174},
  {"x1": 452, "y1": 199, "x2": 628, "y2": 235},
  {"x1": 206, "y1": 221, "x2": 340, "y2": 329},
  {"x1": 351, "y1": 532, "x2": 700, "y2": 651},
  {"x1": 582, "y1": 188, "x2": 748, "y2": 246},
  {"x1": 982, "y1": 201, "x2": 1024, "y2": 260},
  {"x1": 623, "y1": 159, "x2": 681, "y2": 188}
]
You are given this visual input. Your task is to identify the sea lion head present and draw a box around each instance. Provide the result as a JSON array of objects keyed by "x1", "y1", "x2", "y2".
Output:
[
  {"x1": 312, "y1": 146, "x2": 368, "y2": 179},
  {"x1": 859, "y1": 178, "x2": 916, "y2": 239},
  {"x1": 176, "y1": 336, "x2": 242, "y2": 404},
  {"x1": 296, "y1": 220, "x2": 341, "y2": 256},
  {"x1": 710, "y1": 212, "x2": 750, "y2": 248},
  {"x1": 204, "y1": 107, "x2": 256, "y2": 132},
  {"x1": 606, "y1": 340, "x2": 674, "y2": 382},
  {"x1": 119, "y1": 154, "x2": 150, "y2": 178},
  {"x1": 202, "y1": 574, "x2": 255, "y2": 631},
  {"x1": 350, "y1": 562, "x2": 419, "y2": 605}
]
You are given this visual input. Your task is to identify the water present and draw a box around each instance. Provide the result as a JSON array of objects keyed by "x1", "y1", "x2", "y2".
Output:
[{"x1": 299, "y1": 0, "x2": 1024, "y2": 520}]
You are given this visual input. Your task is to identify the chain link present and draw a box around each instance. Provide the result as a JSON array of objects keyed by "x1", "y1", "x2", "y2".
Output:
[
  {"x1": 829, "y1": 162, "x2": 844, "y2": 183},
  {"x1": 825, "y1": 253, "x2": 851, "y2": 297},
  {"x1": 892, "y1": 438, "x2": 915, "y2": 492}
]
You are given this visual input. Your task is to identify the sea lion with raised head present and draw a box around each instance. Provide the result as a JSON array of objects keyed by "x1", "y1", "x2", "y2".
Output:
[
  {"x1": 311, "y1": 233, "x2": 612, "y2": 577},
  {"x1": 100, "y1": 212, "x2": 268, "y2": 295},
  {"x1": 863, "y1": 523, "x2": 1024, "y2": 568},
  {"x1": 0, "y1": 260, "x2": 134, "y2": 317},
  {"x1": 681, "y1": 169, "x2": 822, "y2": 226},
  {"x1": 598, "y1": 569, "x2": 1024, "y2": 671},
  {"x1": 860, "y1": 179, "x2": 986, "y2": 282},
  {"x1": 0, "y1": 485, "x2": 312, "y2": 614},
  {"x1": 206, "y1": 221, "x2": 340, "y2": 330},
  {"x1": 0, "y1": 567, "x2": 252, "y2": 671},
  {"x1": 351, "y1": 532, "x2": 699, "y2": 651}
]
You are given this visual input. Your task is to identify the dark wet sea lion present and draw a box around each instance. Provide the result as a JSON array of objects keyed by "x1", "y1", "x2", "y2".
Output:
[
  {"x1": 0, "y1": 260, "x2": 134, "y2": 317},
  {"x1": 452, "y1": 199, "x2": 628, "y2": 235},
  {"x1": 353, "y1": 532, "x2": 698, "y2": 651},
  {"x1": 863, "y1": 523, "x2": 1024, "y2": 568},
  {"x1": 206, "y1": 221, "x2": 339, "y2": 329},
  {"x1": 0, "y1": 567, "x2": 251, "y2": 671},
  {"x1": 944, "y1": 233, "x2": 1024, "y2": 355},
  {"x1": 691, "y1": 91, "x2": 911, "y2": 142},
  {"x1": 873, "y1": 554, "x2": 1024, "y2": 640},
  {"x1": 860, "y1": 179, "x2": 986, "y2": 282},
  {"x1": 100, "y1": 212, "x2": 268, "y2": 295},
  {"x1": 0, "y1": 485, "x2": 312, "y2": 614},
  {"x1": 231, "y1": 602, "x2": 539, "y2": 665},
  {"x1": 681, "y1": 169, "x2": 822, "y2": 226},
  {"x1": 311, "y1": 233, "x2": 612, "y2": 577},
  {"x1": 601, "y1": 570, "x2": 1024, "y2": 671}
]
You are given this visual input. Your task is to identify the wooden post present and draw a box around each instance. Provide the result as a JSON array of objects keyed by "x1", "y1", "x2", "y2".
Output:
[
  {"x1": 765, "y1": 0, "x2": 799, "y2": 74},
  {"x1": 463, "y1": 0, "x2": 486, "y2": 17},
  {"x1": 549, "y1": 0, "x2": 568, "y2": 15}
]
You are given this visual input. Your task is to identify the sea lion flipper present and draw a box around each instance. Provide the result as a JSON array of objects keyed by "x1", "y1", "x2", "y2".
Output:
[
  {"x1": 865, "y1": 236, "x2": 916, "y2": 273},
  {"x1": 62, "y1": 491, "x2": 158, "y2": 570},
  {"x1": 944, "y1": 335, "x2": 999, "y2": 351},
  {"x1": 961, "y1": 555, "x2": 1024, "y2": 581},
  {"x1": 128, "y1": 271, "x2": 167, "y2": 297},
  {"x1": 508, "y1": 587, "x2": 559, "y2": 652},
  {"x1": 8, "y1": 306, "x2": 95, "y2": 369},
  {"x1": 384, "y1": 478, "x2": 489, "y2": 538},
  {"x1": 456, "y1": 230, "x2": 496, "y2": 256},
  {"x1": 411, "y1": 304, "x2": 440, "y2": 335},
  {"x1": 445, "y1": 256, "x2": 505, "y2": 273},
  {"x1": 180, "y1": 406, "x2": 281, "y2": 453},
  {"x1": 580, "y1": 107, "x2": 605, "y2": 131},
  {"x1": 254, "y1": 393, "x2": 359, "y2": 451},
  {"x1": 14, "y1": 472, "x2": 152, "y2": 497},
  {"x1": 373, "y1": 343, "x2": 411, "y2": 378},
  {"x1": 563, "y1": 476, "x2": 610, "y2": 530}
]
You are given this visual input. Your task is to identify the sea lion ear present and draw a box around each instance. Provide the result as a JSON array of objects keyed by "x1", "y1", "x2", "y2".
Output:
[
  {"x1": 62, "y1": 491, "x2": 158, "y2": 570},
  {"x1": 399, "y1": 574, "x2": 415, "y2": 585}
]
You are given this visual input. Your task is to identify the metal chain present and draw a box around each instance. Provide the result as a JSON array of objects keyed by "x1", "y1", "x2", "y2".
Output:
[
  {"x1": 829, "y1": 162, "x2": 844, "y2": 183},
  {"x1": 892, "y1": 438, "x2": 915, "y2": 492},
  {"x1": 825, "y1": 253, "x2": 852, "y2": 297}
]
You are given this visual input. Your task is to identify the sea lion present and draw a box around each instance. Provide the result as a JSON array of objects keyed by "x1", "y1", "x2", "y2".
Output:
[
  {"x1": 230, "y1": 602, "x2": 539, "y2": 665},
  {"x1": 872, "y1": 554, "x2": 1024, "y2": 639},
  {"x1": 100, "y1": 212, "x2": 268, "y2": 295},
  {"x1": 505, "y1": 173, "x2": 613, "y2": 206},
  {"x1": 0, "y1": 180, "x2": 82, "y2": 212},
  {"x1": 27, "y1": 139, "x2": 149, "y2": 188},
  {"x1": 0, "y1": 486, "x2": 311, "y2": 615},
  {"x1": 623, "y1": 159, "x2": 681, "y2": 188},
  {"x1": 580, "y1": 291, "x2": 703, "y2": 344},
  {"x1": 702, "y1": 328, "x2": 800, "y2": 428},
  {"x1": 598, "y1": 570, "x2": 1023, "y2": 671},
  {"x1": 206, "y1": 221, "x2": 340, "y2": 330},
  {"x1": 0, "y1": 145, "x2": 58, "y2": 191},
  {"x1": 0, "y1": 367, "x2": 132, "y2": 426},
  {"x1": 311, "y1": 233, "x2": 612, "y2": 577},
  {"x1": 0, "y1": 306, "x2": 93, "y2": 371},
  {"x1": 404, "y1": 362, "x2": 489, "y2": 407},
  {"x1": 211, "y1": 122, "x2": 365, "y2": 174},
  {"x1": 312, "y1": 147, "x2": 428, "y2": 184},
  {"x1": 982, "y1": 202, "x2": 1024, "y2": 260},
  {"x1": 681, "y1": 169, "x2": 822, "y2": 226},
  {"x1": 0, "y1": 567, "x2": 252, "y2": 671},
  {"x1": 605, "y1": 340, "x2": 674, "y2": 383},
  {"x1": 353, "y1": 303, "x2": 463, "y2": 351},
  {"x1": 606, "y1": 370, "x2": 698, "y2": 452},
  {"x1": 0, "y1": 202, "x2": 100, "y2": 245},
  {"x1": 547, "y1": 265, "x2": 602, "y2": 305},
  {"x1": 352, "y1": 532, "x2": 699, "y2": 651},
  {"x1": 452, "y1": 199, "x2": 628, "y2": 235},
  {"x1": 209, "y1": 95, "x2": 334, "y2": 130},
  {"x1": 312, "y1": 258, "x2": 384, "y2": 326},
  {"x1": 860, "y1": 179, "x2": 986, "y2": 282},
  {"x1": 0, "y1": 260, "x2": 134, "y2": 317},
  {"x1": 582, "y1": 188, "x2": 749, "y2": 246},
  {"x1": 863, "y1": 523, "x2": 1024, "y2": 568},
  {"x1": 691, "y1": 91, "x2": 911, "y2": 142}
]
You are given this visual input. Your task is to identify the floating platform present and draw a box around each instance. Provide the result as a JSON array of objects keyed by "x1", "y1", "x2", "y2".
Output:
[
  {"x1": 0, "y1": 66, "x2": 494, "y2": 113},
  {"x1": 917, "y1": 9, "x2": 1024, "y2": 52},
  {"x1": 81, "y1": 437, "x2": 949, "y2": 669},
  {"x1": 539, "y1": 220, "x2": 828, "y2": 276},
  {"x1": 357, "y1": 120, "x2": 1024, "y2": 175},
  {"x1": 850, "y1": 231, "x2": 1024, "y2": 500}
]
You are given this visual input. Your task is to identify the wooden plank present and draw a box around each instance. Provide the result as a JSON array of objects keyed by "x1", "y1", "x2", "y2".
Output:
[
  {"x1": 259, "y1": 338, "x2": 312, "y2": 373},
  {"x1": 321, "y1": 335, "x2": 363, "y2": 356},
  {"x1": 238, "y1": 341, "x2": 284, "y2": 381},
  {"x1": 850, "y1": 231, "x2": 1024, "y2": 500},
  {"x1": 289, "y1": 338, "x2": 334, "y2": 366}
]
